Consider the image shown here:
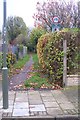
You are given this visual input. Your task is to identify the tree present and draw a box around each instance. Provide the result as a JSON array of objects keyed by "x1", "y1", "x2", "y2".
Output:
[
  {"x1": 33, "y1": 0, "x2": 78, "y2": 31},
  {"x1": 29, "y1": 26, "x2": 46, "y2": 52},
  {"x1": 6, "y1": 16, "x2": 28, "y2": 44},
  {"x1": 15, "y1": 34, "x2": 28, "y2": 45}
]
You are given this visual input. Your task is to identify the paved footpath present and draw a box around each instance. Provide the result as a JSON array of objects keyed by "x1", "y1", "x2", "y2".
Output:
[
  {"x1": 0, "y1": 55, "x2": 80, "y2": 119},
  {"x1": 9, "y1": 56, "x2": 34, "y2": 91},
  {"x1": 0, "y1": 88, "x2": 79, "y2": 119}
]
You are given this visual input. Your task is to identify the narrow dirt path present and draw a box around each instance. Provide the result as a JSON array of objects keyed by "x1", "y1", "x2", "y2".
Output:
[{"x1": 9, "y1": 55, "x2": 34, "y2": 91}]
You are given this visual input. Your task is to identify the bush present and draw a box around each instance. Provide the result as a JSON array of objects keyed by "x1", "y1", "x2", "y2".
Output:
[
  {"x1": 43, "y1": 32, "x2": 63, "y2": 83},
  {"x1": 66, "y1": 30, "x2": 80, "y2": 74},
  {"x1": 37, "y1": 29, "x2": 80, "y2": 85},
  {"x1": 7, "y1": 52, "x2": 16, "y2": 68},
  {"x1": 30, "y1": 27, "x2": 46, "y2": 52},
  {"x1": 37, "y1": 33, "x2": 52, "y2": 69}
]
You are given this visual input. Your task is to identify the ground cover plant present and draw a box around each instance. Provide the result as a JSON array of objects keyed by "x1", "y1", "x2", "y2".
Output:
[
  {"x1": 9, "y1": 54, "x2": 30, "y2": 77},
  {"x1": 24, "y1": 54, "x2": 61, "y2": 90}
]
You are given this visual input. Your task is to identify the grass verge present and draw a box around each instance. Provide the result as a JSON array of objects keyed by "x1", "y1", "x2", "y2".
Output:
[
  {"x1": 13, "y1": 54, "x2": 30, "y2": 69},
  {"x1": 24, "y1": 54, "x2": 61, "y2": 90},
  {"x1": 9, "y1": 54, "x2": 30, "y2": 77}
]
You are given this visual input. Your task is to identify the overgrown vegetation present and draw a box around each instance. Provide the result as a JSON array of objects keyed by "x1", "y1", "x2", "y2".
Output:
[
  {"x1": 6, "y1": 16, "x2": 28, "y2": 43},
  {"x1": 13, "y1": 54, "x2": 30, "y2": 69},
  {"x1": 37, "y1": 29, "x2": 80, "y2": 85},
  {"x1": 9, "y1": 54, "x2": 30, "y2": 77},
  {"x1": 24, "y1": 54, "x2": 61, "y2": 89},
  {"x1": 0, "y1": 52, "x2": 2, "y2": 70},
  {"x1": 29, "y1": 27, "x2": 46, "y2": 52},
  {"x1": 7, "y1": 52, "x2": 16, "y2": 68}
]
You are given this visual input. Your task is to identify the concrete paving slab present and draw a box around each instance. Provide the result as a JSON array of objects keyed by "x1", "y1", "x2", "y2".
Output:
[
  {"x1": 40, "y1": 91, "x2": 53, "y2": 97},
  {"x1": 0, "y1": 101, "x2": 3, "y2": 109},
  {"x1": 29, "y1": 100, "x2": 43, "y2": 105},
  {"x1": 28, "y1": 95, "x2": 41, "y2": 100},
  {"x1": 46, "y1": 108, "x2": 63, "y2": 115},
  {"x1": 41, "y1": 96, "x2": 56, "y2": 102},
  {"x1": 15, "y1": 97, "x2": 28, "y2": 102},
  {"x1": 56, "y1": 99, "x2": 70, "y2": 104},
  {"x1": 16, "y1": 91, "x2": 28, "y2": 97},
  {"x1": 29, "y1": 104, "x2": 46, "y2": 112},
  {"x1": 8, "y1": 100, "x2": 14, "y2": 105},
  {"x1": 3, "y1": 106, "x2": 13, "y2": 113},
  {"x1": 0, "y1": 109, "x2": 2, "y2": 120},
  {"x1": 66, "y1": 109, "x2": 78, "y2": 115},
  {"x1": 59, "y1": 102, "x2": 76, "y2": 110},
  {"x1": 15, "y1": 94, "x2": 28, "y2": 99},
  {"x1": 28, "y1": 91, "x2": 40, "y2": 95},
  {"x1": 12, "y1": 108, "x2": 29, "y2": 116},
  {"x1": 0, "y1": 89, "x2": 79, "y2": 118},
  {"x1": 0, "y1": 93, "x2": 2, "y2": 101},
  {"x1": 14, "y1": 102, "x2": 29, "y2": 109},
  {"x1": 44, "y1": 102, "x2": 59, "y2": 108}
]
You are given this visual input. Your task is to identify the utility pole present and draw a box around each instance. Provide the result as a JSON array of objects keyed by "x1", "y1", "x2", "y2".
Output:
[{"x1": 2, "y1": 0, "x2": 8, "y2": 109}]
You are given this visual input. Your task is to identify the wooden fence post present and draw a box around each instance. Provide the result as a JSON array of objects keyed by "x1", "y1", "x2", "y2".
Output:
[{"x1": 63, "y1": 39, "x2": 67, "y2": 87}]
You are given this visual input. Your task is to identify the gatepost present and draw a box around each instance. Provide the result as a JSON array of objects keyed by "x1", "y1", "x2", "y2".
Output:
[{"x1": 63, "y1": 39, "x2": 67, "y2": 87}]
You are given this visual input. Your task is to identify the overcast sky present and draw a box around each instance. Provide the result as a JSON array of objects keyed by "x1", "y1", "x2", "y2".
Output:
[
  {"x1": 0, "y1": 0, "x2": 45, "y2": 30},
  {"x1": 0, "y1": 0, "x2": 79, "y2": 31}
]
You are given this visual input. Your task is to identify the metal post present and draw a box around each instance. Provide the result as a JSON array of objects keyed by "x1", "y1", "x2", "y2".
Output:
[
  {"x1": 63, "y1": 39, "x2": 67, "y2": 87},
  {"x1": 2, "y1": 0, "x2": 8, "y2": 109}
]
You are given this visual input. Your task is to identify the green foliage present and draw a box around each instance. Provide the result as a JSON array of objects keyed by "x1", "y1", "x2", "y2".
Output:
[
  {"x1": 32, "y1": 53, "x2": 39, "y2": 70},
  {"x1": 30, "y1": 27, "x2": 46, "y2": 52},
  {"x1": 66, "y1": 30, "x2": 80, "y2": 74},
  {"x1": 43, "y1": 32, "x2": 63, "y2": 83},
  {"x1": 6, "y1": 16, "x2": 28, "y2": 43},
  {"x1": 15, "y1": 34, "x2": 28, "y2": 45},
  {"x1": 37, "y1": 29, "x2": 80, "y2": 84},
  {"x1": 8, "y1": 54, "x2": 30, "y2": 78},
  {"x1": 37, "y1": 33, "x2": 52, "y2": 69},
  {"x1": 24, "y1": 54, "x2": 53, "y2": 89},
  {"x1": 0, "y1": 53, "x2": 2, "y2": 69},
  {"x1": 62, "y1": 28, "x2": 80, "y2": 33},
  {"x1": 7, "y1": 53, "x2": 16, "y2": 68},
  {"x1": 24, "y1": 73, "x2": 49, "y2": 89},
  {"x1": 18, "y1": 44, "x2": 23, "y2": 53},
  {"x1": 13, "y1": 54, "x2": 30, "y2": 69}
]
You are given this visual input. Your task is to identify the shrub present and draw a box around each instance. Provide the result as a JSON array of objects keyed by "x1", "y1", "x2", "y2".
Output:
[
  {"x1": 43, "y1": 32, "x2": 63, "y2": 83},
  {"x1": 30, "y1": 27, "x2": 46, "y2": 52},
  {"x1": 37, "y1": 29, "x2": 79, "y2": 85},
  {"x1": 7, "y1": 52, "x2": 16, "y2": 68},
  {"x1": 37, "y1": 33, "x2": 52, "y2": 69},
  {"x1": 66, "y1": 30, "x2": 80, "y2": 74}
]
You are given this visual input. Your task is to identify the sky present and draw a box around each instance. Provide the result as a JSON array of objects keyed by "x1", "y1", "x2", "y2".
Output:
[
  {"x1": 0, "y1": 0, "x2": 79, "y2": 31},
  {"x1": 0, "y1": 0, "x2": 45, "y2": 30}
]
